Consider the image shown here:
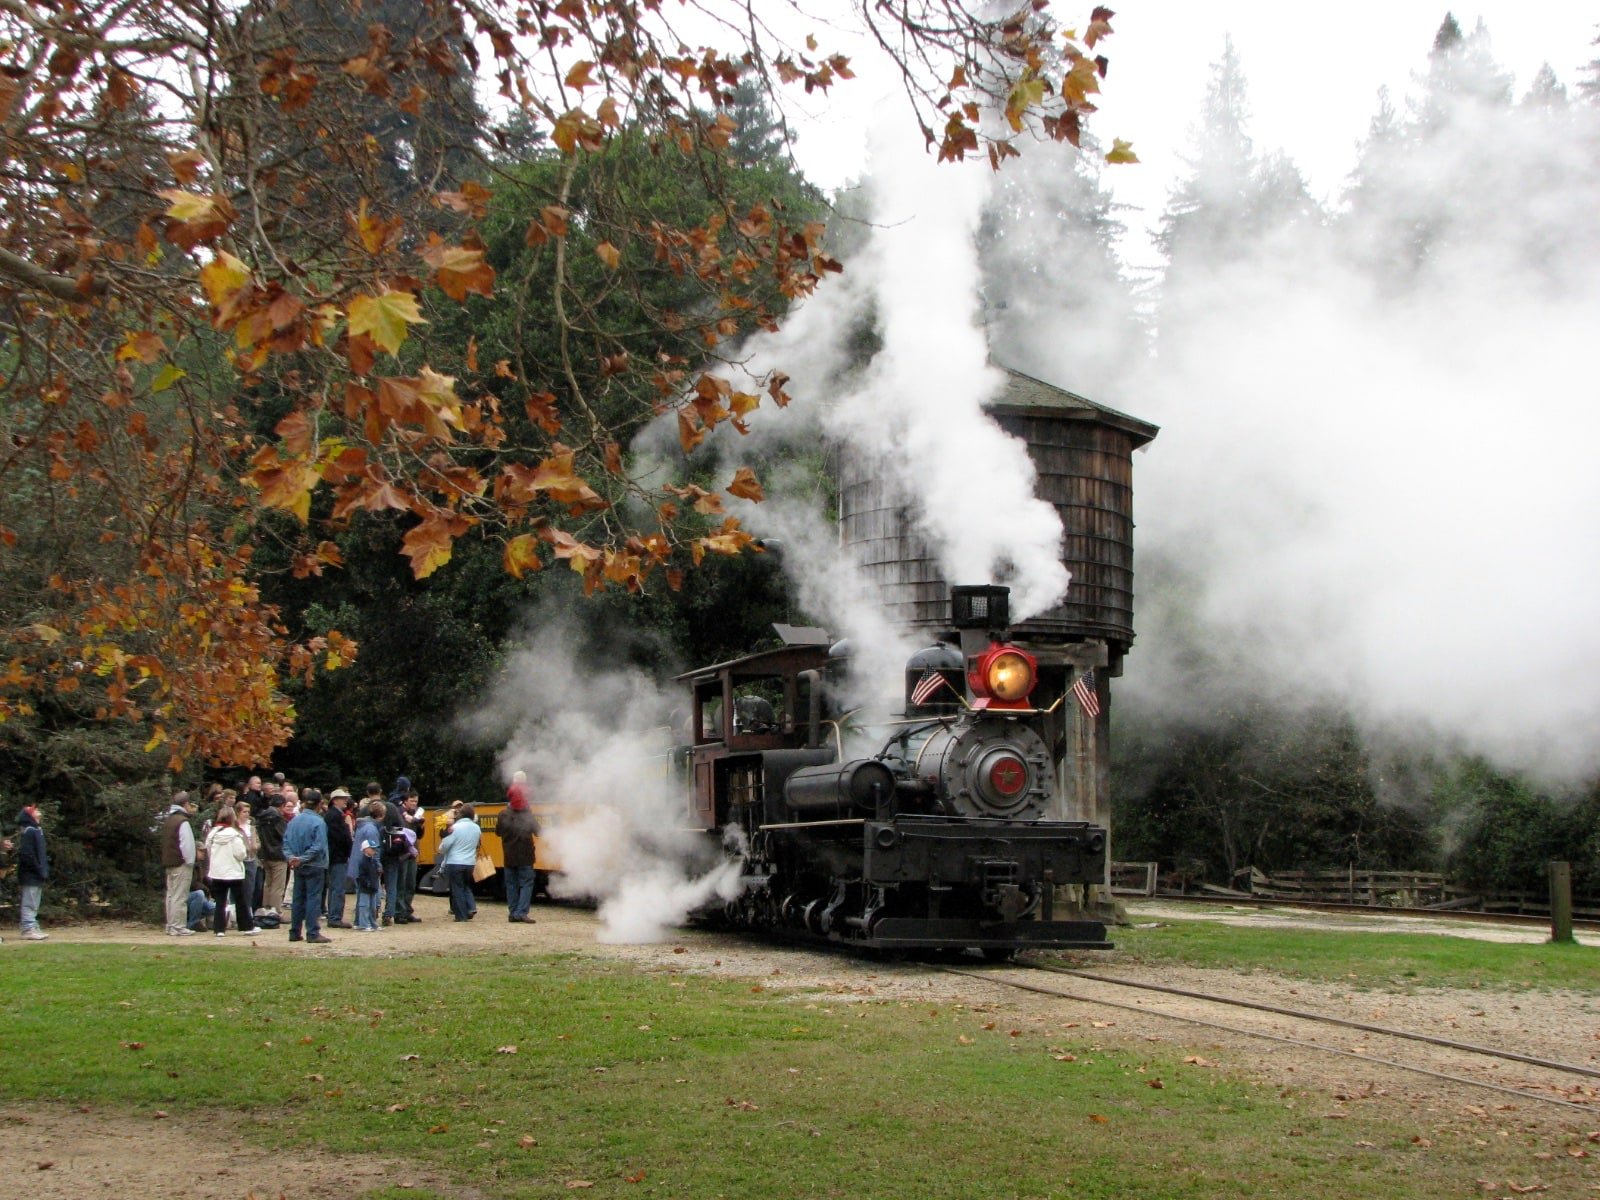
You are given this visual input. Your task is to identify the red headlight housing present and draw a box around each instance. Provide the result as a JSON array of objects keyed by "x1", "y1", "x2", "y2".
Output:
[{"x1": 966, "y1": 643, "x2": 1038, "y2": 709}]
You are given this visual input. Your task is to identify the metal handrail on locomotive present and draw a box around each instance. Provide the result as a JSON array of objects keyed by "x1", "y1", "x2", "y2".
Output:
[{"x1": 675, "y1": 584, "x2": 1111, "y2": 953}]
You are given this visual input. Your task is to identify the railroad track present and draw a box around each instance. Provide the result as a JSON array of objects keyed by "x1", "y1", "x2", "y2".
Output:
[{"x1": 940, "y1": 961, "x2": 1600, "y2": 1114}]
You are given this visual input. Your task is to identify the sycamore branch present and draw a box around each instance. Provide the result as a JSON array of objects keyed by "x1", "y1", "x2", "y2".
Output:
[{"x1": 0, "y1": 247, "x2": 105, "y2": 300}]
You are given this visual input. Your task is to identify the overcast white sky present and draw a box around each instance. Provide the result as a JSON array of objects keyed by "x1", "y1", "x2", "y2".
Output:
[{"x1": 789, "y1": 3, "x2": 1598, "y2": 262}]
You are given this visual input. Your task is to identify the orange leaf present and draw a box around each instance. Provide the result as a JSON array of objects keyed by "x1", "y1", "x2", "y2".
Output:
[
  {"x1": 726, "y1": 466, "x2": 763, "y2": 502},
  {"x1": 565, "y1": 61, "x2": 596, "y2": 90},
  {"x1": 422, "y1": 237, "x2": 496, "y2": 301},
  {"x1": 401, "y1": 517, "x2": 458, "y2": 580},
  {"x1": 503, "y1": 535, "x2": 542, "y2": 579},
  {"x1": 595, "y1": 241, "x2": 621, "y2": 269}
]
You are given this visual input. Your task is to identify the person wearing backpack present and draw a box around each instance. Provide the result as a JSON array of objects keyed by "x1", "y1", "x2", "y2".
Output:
[{"x1": 380, "y1": 776, "x2": 410, "y2": 927}]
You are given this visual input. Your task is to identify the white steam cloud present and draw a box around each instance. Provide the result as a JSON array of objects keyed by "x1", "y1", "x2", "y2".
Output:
[
  {"x1": 1094, "y1": 43, "x2": 1600, "y2": 779},
  {"x1": 462, "y1": 614, "x2": 742, "y2": 942}
]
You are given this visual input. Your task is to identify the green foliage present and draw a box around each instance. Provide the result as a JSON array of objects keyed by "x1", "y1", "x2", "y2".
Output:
[
  {"x1": 1436, "y1": 758, "x2": 1600, "y2": 896},
  {"x1": 0, "y1": 710, "x2": 170, "y2": 916},
  {"x1": 1114, "y1": 700, "x2": 1426, "y2": 881}
]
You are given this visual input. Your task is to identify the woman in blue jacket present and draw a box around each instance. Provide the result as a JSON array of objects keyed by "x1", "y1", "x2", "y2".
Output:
[
  {"x1": 348, "y1": 800, "x2": 385, "y2": 932},
  {"x1": 435, "y1": 805, "x2": 482, "y2": 922}
]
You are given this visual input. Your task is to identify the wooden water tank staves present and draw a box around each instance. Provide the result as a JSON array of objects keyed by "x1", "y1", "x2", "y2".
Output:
[{"x1": 837, "y1": 365, "x2": 1159, "y2": 664}]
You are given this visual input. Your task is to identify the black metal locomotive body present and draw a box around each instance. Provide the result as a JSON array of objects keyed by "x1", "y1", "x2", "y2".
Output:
[{"x1": 674, "y1": 586, "x2": 1110, "y2": 954}]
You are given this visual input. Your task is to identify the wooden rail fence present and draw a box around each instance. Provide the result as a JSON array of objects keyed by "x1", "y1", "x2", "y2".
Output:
[{"x1": 1109, "y1": 861, "x2": 1600, "y2": 920}]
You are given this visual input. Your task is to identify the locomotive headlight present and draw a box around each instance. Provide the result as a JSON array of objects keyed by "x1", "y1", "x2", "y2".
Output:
[
  {"x1": 986, "y1": 651, "x2": 1035, "y2": 702},
  {"x1": 966, "y1": 643, "x2": 1039, "y2": 709}
]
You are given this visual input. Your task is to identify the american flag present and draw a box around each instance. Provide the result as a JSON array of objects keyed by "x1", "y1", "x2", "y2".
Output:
[
  {"x1": 1070, "y1": 669, "x2": 1100, "y2": 718},
  {"x1": 911, "y1": 671, "x2": 952, "y2": 706}
]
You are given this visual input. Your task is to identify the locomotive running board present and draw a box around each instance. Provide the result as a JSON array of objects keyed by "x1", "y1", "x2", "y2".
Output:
[{"x1": 858, "y1": 917, "x2": 1112, "y2": 951}]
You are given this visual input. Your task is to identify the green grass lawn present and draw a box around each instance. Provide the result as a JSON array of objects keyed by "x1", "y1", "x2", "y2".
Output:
[
  {"x1": 2, "y1": 942, "x2": 1595, "y2": 1199},
  {"x1": 1096, "y1": 912, "x2": 1600, "y2": 991}
]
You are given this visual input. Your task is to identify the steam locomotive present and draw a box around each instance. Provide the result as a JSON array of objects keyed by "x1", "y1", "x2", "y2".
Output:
[{"x1": 674, "y1": 585, "x2": 1111, "y2": 954}]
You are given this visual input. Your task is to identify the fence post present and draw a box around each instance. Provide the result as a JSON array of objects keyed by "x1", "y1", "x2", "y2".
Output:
[{"x1": 1548, "y1": 861, "x2": 1574, "y2": 945}]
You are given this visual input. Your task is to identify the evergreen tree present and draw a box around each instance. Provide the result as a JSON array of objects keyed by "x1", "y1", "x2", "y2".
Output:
[
  {"x1": 977, "y1": 137, "x2": 1144, "y2": 403},
  {"x1": 1581, "y1": 28, "x2": 1600, "y2": 103},
  {"x1": 724, "y1": 79, "x2": 789, "y2": 170},
  {"x1": 1523, "y1": 63, "x2": 1569, "y2": 109},
  {"x1": 1155, "y1": 37, "x2": 1318, "y2": 300}
]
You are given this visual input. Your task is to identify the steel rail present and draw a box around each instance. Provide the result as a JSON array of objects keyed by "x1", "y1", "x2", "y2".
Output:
[
  {"x1": 938, "y1": 966, "x2": 1598, "y2": 1114},
  {"x1": 1044, "y1": 966, "x2": 1600, "y2": 1081}
]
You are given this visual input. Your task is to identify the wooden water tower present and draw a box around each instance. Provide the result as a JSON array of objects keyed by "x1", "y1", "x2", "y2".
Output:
[{"x1": 837, "y1": 365, "x2": 1159, "y2": 876}]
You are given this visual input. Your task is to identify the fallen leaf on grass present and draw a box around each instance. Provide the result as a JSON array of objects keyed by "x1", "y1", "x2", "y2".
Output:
[
  {"x1": 624, "y1": 1171, "x2": 646, "y2": 1183},
  {"x1": 1411, "y1": 1136, "x2": 1434, "y2": 1148},
  {"x1": 1146, "y1": 1080, "x2": 1165, "y2": 1090},
  {"x1": 1183, "y1": 1056, "x2": 1214, "y2": 1067},
  {"x1": 153, "y1": 1111, "x2": 169, "y2": 1120},
  {"x1": 1507, "y1": 1185, "x2": 1548, "y2": 1195},
  {"x1": 1088, "y1": 1114, "x2": 1108, "y2": 1124},
  {"x1": 957, "y1": 1036, "x2": 974, "y2": 1046},
  {"x1": 566, "y1": 1181, "x2": 594, "y2": 1189},
  {"x1": 495, "y1": 1045, "x2": 518, "y2": 1054},
  {"x1": 428, "y1": 1124, "x2": 449, "y2": 1134},
  {"x1": 1052, "y1": 1053, "x2": 1077, "y2": 1062},
  {"x1": 400, "y1": 1054, "x2": 421, "y2": 1061},
  {"x1": 121, "y1": 1042, "x2": 145, "y2": 1050},
  {"x1": 518, "y1": 1135, "x2": 536, "y2": 1149},
  {"x1": 672, "y1": 946, "x2": 685, "y2": 954},
  {"x1": 36, "y1": 1162, "x2": 52, "y2": 1171},
  {"x1": 726, "y1": 1099, "x2": 759, "y2": 1111},
  {"x1": 386, "y1": 1103, "x2": 409, "y2": 1113},
  {"x1": 306, "y1": 1074, "x2": 324, "y2": 1082}
]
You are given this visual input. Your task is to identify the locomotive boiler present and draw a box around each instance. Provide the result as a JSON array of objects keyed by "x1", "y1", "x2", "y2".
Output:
[{"x1": 675, "y1": 584, "x2": 1110, "y2": 954}]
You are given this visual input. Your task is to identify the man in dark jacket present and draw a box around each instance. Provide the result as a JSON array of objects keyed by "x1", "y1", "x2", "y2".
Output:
[
  {"x1": 256, "y1": 793, "x2": 288, "y2": 917},
  {"x1": 380, "y1": 775, "x2": 410, "y2": 927},
  {"x1": 16, "y1": 803, "x2": 49, "y2": 941},
  {"x1": 323, "y1": 788, "x2": 355, "y2": 928},
  {"x1": 499, "y1": 772, "x2": 541, "y2": 924}
]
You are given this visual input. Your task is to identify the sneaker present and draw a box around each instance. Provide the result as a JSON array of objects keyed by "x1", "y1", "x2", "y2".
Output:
[
  {"x1": 215, "y1": 932, "x2": 226, "y2": 938},
  {"x1": 23, "y1": 930, "x2": 48, "y2": 941},
  {"x1": 242, "y1": 928, "x2": 261, "y2": 936},
  {"x1": 169, "y1": 928, "x2": 196, "y2": 937}
]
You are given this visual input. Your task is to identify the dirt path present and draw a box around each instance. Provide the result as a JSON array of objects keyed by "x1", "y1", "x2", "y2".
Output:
[{"x1": 5, "y1": 897, "x2": 1598, "y2": 1197}]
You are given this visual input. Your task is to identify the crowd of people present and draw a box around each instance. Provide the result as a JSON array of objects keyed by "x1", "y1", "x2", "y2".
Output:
[
  {"x1": 151, "y1": 772, "x2": 537, "y2": 943},
  {"x1": 3, "y1": 771, "x2": 541, "y2": 944}
]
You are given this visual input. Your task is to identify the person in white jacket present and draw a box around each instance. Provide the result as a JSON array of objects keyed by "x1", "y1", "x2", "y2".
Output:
[{"x1": 202, "y1": 808, "x2": 259, "y2": 938}]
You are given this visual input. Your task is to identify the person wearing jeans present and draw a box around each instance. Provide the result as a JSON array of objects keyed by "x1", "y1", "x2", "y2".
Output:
[
  {"x1": 348, "y1": 800, "x2": 385, "y2": 932},
  {"x1": 498, "y1": 776, "x2": 540, "y2": 924},
  {"x1": 15, "y1": 802, "x2": 48, "y2": 941},
  {"x1": 436, "y1": 805, "x2": 481, "y2": 922},
  {"x1": 283, "y1": 788, "x2": 332, "y2": 944},
  {"x1": 323, "y1": 788, "x2": 354, "y2": 928}
]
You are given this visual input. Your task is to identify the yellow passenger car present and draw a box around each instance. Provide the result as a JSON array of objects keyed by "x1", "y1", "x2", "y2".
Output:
[{"x1": 415, "y1": 800, "x2": 562, "y2": 895}]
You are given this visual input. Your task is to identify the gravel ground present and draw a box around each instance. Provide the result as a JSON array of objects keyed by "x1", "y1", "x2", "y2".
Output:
[{"x1": 4, "y1": 896, "x2": 1597, "y2": 1197}]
